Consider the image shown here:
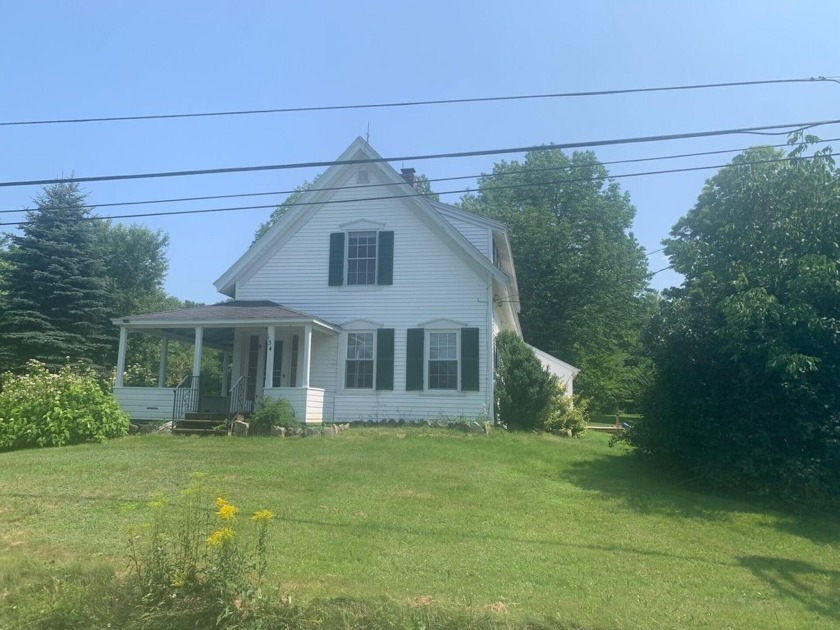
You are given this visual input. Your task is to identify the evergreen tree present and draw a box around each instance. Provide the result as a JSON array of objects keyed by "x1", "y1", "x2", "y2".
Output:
[{"x1": 0, "y1": 182, "x2": 113, "y2": 371}]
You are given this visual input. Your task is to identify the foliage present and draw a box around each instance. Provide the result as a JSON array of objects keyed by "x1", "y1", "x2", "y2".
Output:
[
  {"x1": 249, "y1": 396, "x2": 299, "y2": 435},
  {"x1": 0, "y1": 359, "x2": 129, "y2": 451},
  {"x1": 623, "y1": 139, "x2": 840, "y2": 499},
  {"x1": 461, "y1": 149, "x2": 653, "y2": 413},
  {"x1": 414, "y1": 173, "x2": 440, "y2": 201},
  {"x1": 0, "y1": 184, "x2": 175, "y2": 374},
  {"x1": 543, "y1": 385, "x2": 589, "y2": 437},
  {"x1": 252, "y1": 177, "x2": 318, "y2": 244},
  {"x1": 0, "y1": 182, "x2": 113, "y2": 371},
  {"x1": 127, "y1": 476, "x2": 274, "y2": 627},
  {"x1": 95, "y1": 222, "x2": 170, "y2": 318},
  {"x1": 494, "y1": 331, "x2": 556, "y2": 430}
]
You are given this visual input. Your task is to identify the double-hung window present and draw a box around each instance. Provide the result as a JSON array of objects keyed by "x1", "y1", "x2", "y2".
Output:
[
  {"x1": 328, "y1": 230, "x2": 394, "y2": 287},
  {"x1": 347, "y1": 231, "x2": 377, "y2": 285},
  {"x1": 406, "y1": 326, "x2": 479, "y2": 392},
  {"x1": 428, "y1": 331, "x2": 459, "y2": 390},
  {"x1": 344, "y1": 328, "x2": 395, "y2": 391},
  {"x1": 345, "y1": 332, "x2": 374, "y2": 389}
]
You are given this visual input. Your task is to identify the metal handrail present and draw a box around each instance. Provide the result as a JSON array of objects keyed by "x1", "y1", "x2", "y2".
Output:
[
  {"x1": 172, "y1": 375, "x2": 201, "y2": 422},
  {"x1": 229, "y1": 376, "x2": 248, "y2": 417}
]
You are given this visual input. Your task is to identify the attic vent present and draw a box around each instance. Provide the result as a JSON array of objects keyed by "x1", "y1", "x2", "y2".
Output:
[{"x1": 357, "y1": 168, "x2": 370, "y2": 184}]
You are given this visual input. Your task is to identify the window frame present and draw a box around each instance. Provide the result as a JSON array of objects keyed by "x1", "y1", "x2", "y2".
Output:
[
  {"x1": 344, "y1": 331, "x2": 376, "y2": 390},
  {"x1": 346, "y1": 230, "x2": 378, "y2": 286},
  {"x1": 426, "y1": 329, "x2": 460, "y2": 391}
]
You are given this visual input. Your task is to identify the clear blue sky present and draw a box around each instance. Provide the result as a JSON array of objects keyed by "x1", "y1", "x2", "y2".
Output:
[{"x1": 1, "y1": 1, "x2": 838, "y2": 305}]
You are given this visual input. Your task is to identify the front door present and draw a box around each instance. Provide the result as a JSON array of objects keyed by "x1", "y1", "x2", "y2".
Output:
[{"x1": 242, "y1": 331, "x2": 302, "y2": 406}]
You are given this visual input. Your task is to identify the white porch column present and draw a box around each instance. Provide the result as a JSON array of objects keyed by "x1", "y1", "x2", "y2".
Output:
[
  {"x1": 221, "y1": 351, "x2": 230, "y2": 395},
  {"x1": 115, "y1": 327, "x2": 128, "y2": 388},
  {"x1": 192, "y1": 327, "x2": 204, "y2": 380},
  {"x1": 157, "y1": 338, "x2": 169, "y2": 388},
  {"x1": 301, "y1": 323, "x2": 312, "y2": 388},
  {"x1": 264, "y1": 326, "x2": 276, "y2": 390}
]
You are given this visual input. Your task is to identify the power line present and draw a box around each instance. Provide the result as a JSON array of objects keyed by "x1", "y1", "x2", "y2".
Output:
[
  {"x1": 651, "y1": 265, "x2": 674, "y2": 276},
  {"x1": 2, "y1": 118, "x2": 839, "y2": 189},
  {"x1": 3, "y1": 136, "x2": 835, "y2": 216},
  {"x1": 2, "y1": 77, "x2": 836, "y2": 128},
  {"x1": 2, "y1": 150, "x2": 834, "y2": 228}
]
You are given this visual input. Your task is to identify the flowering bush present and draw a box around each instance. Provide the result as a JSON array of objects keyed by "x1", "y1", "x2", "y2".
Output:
[
  {"x1": 127, "y1": 475, "x2": 274, "y2": 626},
  {"x1": 543, "y1": 384, "x2": 589, "y2": 437},
  {"x1": 0, "y1": 360, "x2": 129, "y2": 451}
]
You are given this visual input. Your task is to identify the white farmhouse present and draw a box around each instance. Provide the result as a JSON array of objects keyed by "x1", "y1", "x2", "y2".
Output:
[{"x1": 112, "y1": 138, "x2": 577, "y2": 425}]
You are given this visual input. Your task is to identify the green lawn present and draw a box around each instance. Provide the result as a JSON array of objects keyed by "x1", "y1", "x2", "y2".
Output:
[{"x1": 0, "y1": 428, "x2": 838, "y2": 628}]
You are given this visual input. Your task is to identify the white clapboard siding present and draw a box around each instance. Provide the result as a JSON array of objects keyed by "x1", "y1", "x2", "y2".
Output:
[
  {"x1": 263, "y1": 387, "x2": 329, "y2": 424},
  {"x1": 440, "y1": 214, "x2": 491, "y2": 258},
  {"x1": 236, "y1": 167, "x2": 494, "y2": 421},
  {"x1": 114, "y1": 387, "x2": 174, "y2": 421}
]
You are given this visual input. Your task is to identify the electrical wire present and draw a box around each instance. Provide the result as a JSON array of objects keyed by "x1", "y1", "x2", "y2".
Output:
[
  {"x1": 2, "y1": 77, "x2": 836, "y2": 128},
  {"x1": 3, "y1": 136, "x2": 835, "y2": 215},
  {"x1": 2, "y1": 150, "x2": 835, "y2": 228},
  {"x1": 2, "y1": 118, "x2": 839, "y2": 189},
  {"x1": 651, "y1": 265, "x2": 674, "y2": 276}
]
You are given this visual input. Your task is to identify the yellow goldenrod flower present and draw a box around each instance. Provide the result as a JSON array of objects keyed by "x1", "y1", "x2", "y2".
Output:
[
  {"x1": 251, "y1": 509, "x2": 274, "y2": 522},
  {"x1": 215, "y1": 496, "x2": 227, "y2": 508},
  {"x1": 217, "y1": 503, "x2": 238, "y2": 520},
  {"x1": 206, "y1": 527, "x2": 234, "y2": 546}
]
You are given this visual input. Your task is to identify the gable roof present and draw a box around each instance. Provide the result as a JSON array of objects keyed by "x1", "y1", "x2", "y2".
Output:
[{"x1": 214, "y1": 137, "x2": 509, "y2": 297}]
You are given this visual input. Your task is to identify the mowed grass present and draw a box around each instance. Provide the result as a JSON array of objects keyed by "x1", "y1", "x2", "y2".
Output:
[{"x1": 0, "y1": 427, "x2": 838, "y2": 629}]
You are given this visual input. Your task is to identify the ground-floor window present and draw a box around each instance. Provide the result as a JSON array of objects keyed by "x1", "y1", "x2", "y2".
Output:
[
  {"x1": 428, "y1": 331, "x2": 458, "y2": 390},
  {"x1": 345, "y1": 332, "x2": 374, "y2": 389}
]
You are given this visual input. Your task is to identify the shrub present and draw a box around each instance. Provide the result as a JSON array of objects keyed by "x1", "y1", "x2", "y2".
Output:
[
  {"x1": 543, "y1": 385, "x2": 589, "y2": 437},
  {"x1": 248, "y1": 396, "x2": 299, "y2": 436},
  {"x1": 0, "y1": 360, "x2": 129, "y2": 451},
  {"x1": 495, "y1": 331, "x2": 557, "y2": 430}
]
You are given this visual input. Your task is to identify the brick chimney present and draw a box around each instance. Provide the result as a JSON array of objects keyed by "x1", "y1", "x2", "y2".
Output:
[{"x1": 401, "y1": 167, "x2": 417, "y2": 189}]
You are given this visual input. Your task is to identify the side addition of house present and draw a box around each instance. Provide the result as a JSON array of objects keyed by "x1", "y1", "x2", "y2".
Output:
[{"x1": 112, "y1": 138, "x2": 578, "y2": 424}]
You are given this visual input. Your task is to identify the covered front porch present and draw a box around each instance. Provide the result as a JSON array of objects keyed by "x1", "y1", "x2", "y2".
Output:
[{"x1": 112, "y1": 301, "x2": 339, "y2": 425}]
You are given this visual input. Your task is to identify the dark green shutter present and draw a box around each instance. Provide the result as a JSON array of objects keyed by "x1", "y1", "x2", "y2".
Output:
[
  {"x1": 406, "y1": 328, "x2": 424, "y2": 391},
  {"x1": 376, "y1": 328, "x2": 394, "y2": 390},
  {"x1": 377, "y1": 231, "x2": 394, "y2": 285},
  {"x1": 328, "y1": 232, "x2": 345, "y2": 286},
  {"x1": 461, "y1": 327, "x2": 480, "y2": 391}
]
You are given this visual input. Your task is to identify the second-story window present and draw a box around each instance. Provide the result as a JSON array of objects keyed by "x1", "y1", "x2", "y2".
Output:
[
  {"x1": 328, "y1": 229, "x2": 393, "y2": 287},
  {"x1": 347, "y1": 230, "x2": 377, "y2": 285}
]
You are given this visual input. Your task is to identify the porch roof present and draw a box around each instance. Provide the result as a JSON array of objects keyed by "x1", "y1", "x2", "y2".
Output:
[{"x1": 113, "y1": 300, "x2": 340, "y2": 334}]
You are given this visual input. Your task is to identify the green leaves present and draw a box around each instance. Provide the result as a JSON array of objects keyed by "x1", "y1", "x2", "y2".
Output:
[
  {"x1": 462, "y1": 148, "x2": 652, "y2": 412},
  {"x1": 0, "y1": 360, "x2": 129, "y2": 451},
  {"x1": 629, "y1": 141, "x2": 840, "y2": 499}
]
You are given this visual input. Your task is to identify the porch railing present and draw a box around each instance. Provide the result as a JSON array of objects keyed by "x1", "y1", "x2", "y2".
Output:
[
  {"x1": 172, "y1": 375, "x2": 201, "y2": 422},
  {"x1": 229, "y1": 376, "x2": 249, "y2": 419}
]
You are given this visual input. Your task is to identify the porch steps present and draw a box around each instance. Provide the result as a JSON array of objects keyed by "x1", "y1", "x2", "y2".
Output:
[{"x1": 173, "y1": 412, "x2": 231, "y2": 436}]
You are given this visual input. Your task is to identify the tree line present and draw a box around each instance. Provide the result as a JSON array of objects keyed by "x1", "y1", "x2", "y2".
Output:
[
  {"x1": 2, "y1": 137, "x2": 837, "y2": 499},
  {"x1": 0, "y1": 182, "x2": 219, "y2": 388}
]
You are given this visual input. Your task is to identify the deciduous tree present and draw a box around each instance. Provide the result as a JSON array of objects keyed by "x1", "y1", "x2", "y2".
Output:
[
  {"x1": 625, "y1": 140, "x2": 840, "y2": 498},
  {"x1": 462, "y1": 149, "x2": 652, "y2": 412}
]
